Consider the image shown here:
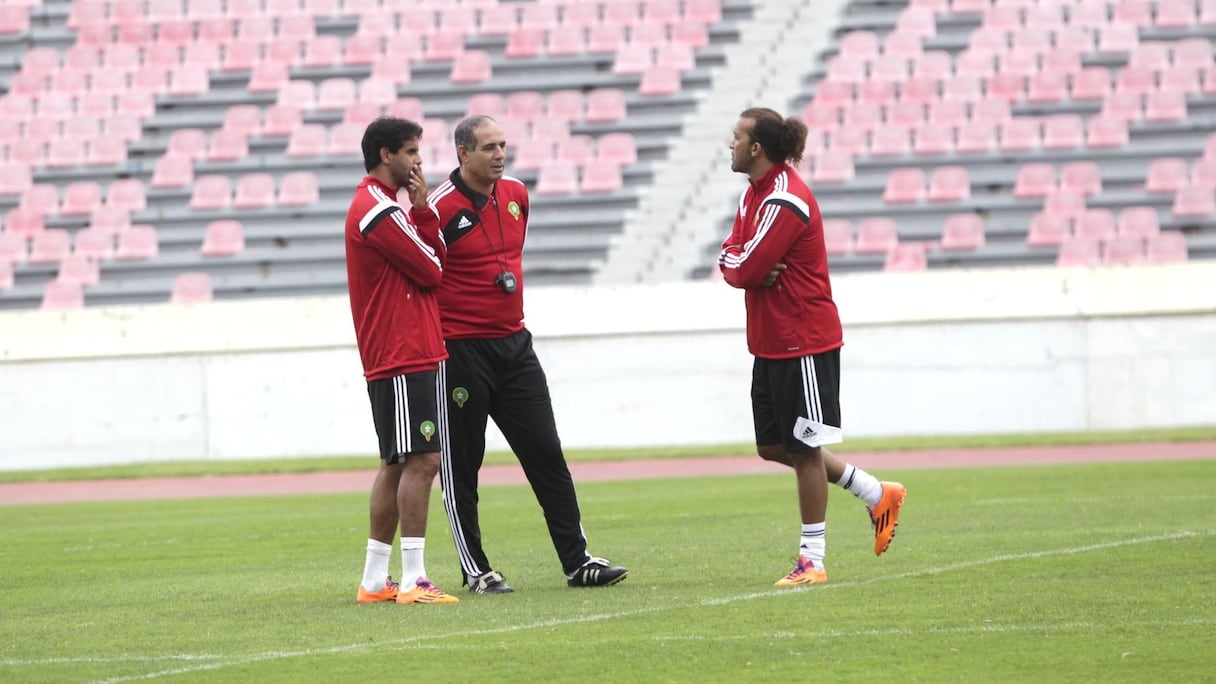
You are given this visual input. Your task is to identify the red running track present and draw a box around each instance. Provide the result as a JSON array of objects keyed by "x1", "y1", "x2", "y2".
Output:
[{"x1": 1, "y1": 442, "x2": 1212, "y2": 507}]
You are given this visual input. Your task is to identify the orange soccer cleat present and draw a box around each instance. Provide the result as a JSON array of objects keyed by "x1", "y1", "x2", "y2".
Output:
[
  {"x1": 870, "y1": 481, "x2": 907, "y2": 556},
  {"x1": 774, "y1": 556, "x2": 828, "y2": 587}
]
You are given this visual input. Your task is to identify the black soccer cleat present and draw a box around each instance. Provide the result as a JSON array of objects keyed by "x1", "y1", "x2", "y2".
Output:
[
  {"x1": 566, "y1": 557, "x2": 628, "y2": 587},
  {"x1": 467, "y1": 569, "x2": 514, "y2": 594}
]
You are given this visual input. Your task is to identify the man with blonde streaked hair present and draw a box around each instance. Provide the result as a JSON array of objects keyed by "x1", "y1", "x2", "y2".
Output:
[{"x1": 719, "y1": 107, "x2": 906, "y2": 586}]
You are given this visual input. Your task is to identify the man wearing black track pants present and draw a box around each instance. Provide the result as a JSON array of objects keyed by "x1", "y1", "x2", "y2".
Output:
[{"x1": 428, "y1": 115, "x2": 628, "y2": 594}]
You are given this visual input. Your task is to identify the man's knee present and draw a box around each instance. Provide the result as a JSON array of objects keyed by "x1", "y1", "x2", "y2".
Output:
[{"x1": 757, "y1": 444, "x2": 791, "y2": 465}]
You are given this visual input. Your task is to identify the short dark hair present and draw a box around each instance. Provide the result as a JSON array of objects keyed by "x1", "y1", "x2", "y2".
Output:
[
  {"x1": 739, "y1": 107, "x2": 808, "y2": 165},
  {"x1": 453, "y1": 114, "x2": 496, "y2": 151},
  {"x1": 361, "y1": 116, "x2": 423, "y2": 172}
]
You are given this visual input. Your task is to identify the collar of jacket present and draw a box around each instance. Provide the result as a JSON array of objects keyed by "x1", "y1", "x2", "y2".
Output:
[
  {"x1": 747, "y1": 162, "x2": 786, "y2": 194},
  {"x1": 448, "y1": 168, "x2": 494, "y2": 210}
]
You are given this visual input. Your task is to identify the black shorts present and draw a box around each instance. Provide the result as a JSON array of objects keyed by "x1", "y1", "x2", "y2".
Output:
[
  {"x1": 752, "y1": 348, "x2": 842, "y2": 453},
  {"x1": 366, "y1": 370, "x2": 442, "y2": 464}
]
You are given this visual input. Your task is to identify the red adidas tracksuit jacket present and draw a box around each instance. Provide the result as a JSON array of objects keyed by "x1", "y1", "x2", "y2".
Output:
[{"x1": 718, "y1": 162, "x2": 843, "y2": 359}]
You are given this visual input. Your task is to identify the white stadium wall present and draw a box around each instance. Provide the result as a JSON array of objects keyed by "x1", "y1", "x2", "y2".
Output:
[{"x1": 1, "y1": 263, "x2": 1214, "y2": 471}]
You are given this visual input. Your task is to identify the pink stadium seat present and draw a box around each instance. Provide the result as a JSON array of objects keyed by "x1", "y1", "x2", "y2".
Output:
[
  {"x1": 57, "y1": 253, "x2": 100, "y2": 286},
  {"x1": 171, "y1": 272, "x2": 214, "y2": 304},
  {"x1": 0, "y1": 163, "x2": 33, "y2": 197},
  {"x1": 263, "y1": 105, "x2": 304, "y2": 137},
  {"x1": 222, "y1": 40, "x2": 261, "y2": 72},
  {"x1": 87, "y1": 137, "x2": 129, "y2": 167},
  {"x1": 19, "y1": 184, "x2": 59, "y2": 217},
  {"x1": 1172, "y1": 185, "x2": 1216, "y2": 217},
  {"x1": 999, "y1": 118, "x2": 1040, "y2": 152},
  {"x1": 613, "y1": 45, "x2": 652, "y2": 75},
  {"x1": 943, "y1": 76, "x2": 983, "y2": 102},
  {"x1": 1056, "y1": 239, "x2": 1101, "y2": 267},
  {"x1": 107, "y1": 179, "x2": 147, "y2": 212},
  {"x1": 1117, "y1": 207, "x2": 1160, "y2": 239},
  {"x1": 3, "y1": 207, "x2": 44, "y2": 238},
  {"x1": 1145, "y1": 231, "x2": 1188, "y2": 263},
  {"x1": 1175, "y1": 37, "x2": 1213, "y2": 69},
  {"x1": 466, "y1": 92, "x2": 506, "y2": 118},
  {"x1": 555, "y1": 135, "x2": 595, "y2": 165},
  {"x1": 1144, "y1": 92, "x2": 1187, "y2": 122},
  {"x1": 595, "y1": 133, "x2": 637, "y2": 166},
  {"x1": 41, "y1": 280, "x2": 84, "y2": 310},
  {"x1": 168, "y1": 67, "x2": 210, "y2": 97},
  {"x1": 1042, "y1": 115, "x2": 1084, "y2": 150},
  {"x1": 546, "y1": 90, "x2": 584, "y2": 123},
  {"x1": 73, "y1": 227, "x2": 115, "y2": 260},
  {"x1": 8, "y1": 139, "x2": 44, "y2": 167},
  {"x1": 1044, "y1": 189, "x2": 1087, "y2": 219},
  {"x1": 1155, "y1": 1, "x2": 1196, "y2": 27},
  {"x1": 1116, "y1": 65, "x2": 1156, "y2": 96},
  {"x1": 546, "y1": 27, "x2": 587, "y2": 56},
  {"x1": 510, "y1": 141, "x2": 553, "y2": 171},
  {"x1": 233, "y1": 173, "x2": 276, "y2": 209},
  {"x1": 317, "y1": 78, "x2": 357, "y2": 111},
  {"x1": 115, "y1": 225, "x2": 159, "y2": 260},
  {"x1": 603, "y1": 1, "x2": 641, "y2": 27},
  {"x1": 168, "y1": 128, "x2": 209, "y2": 161},
  {"x1": 685, "y1": 0, "x2": 722, "y2": 23},
  {"x1": 89, "y1": 206, "x2": 132, "y2": 234},
  {"x1": 1026, "y1": 212, "x2": 1071, "y2": 246},
  {"x1": 643, "y1": 0, "x2": 681, "y2": 25},
  {"x1": 286, "y1": 124, "x2": 328, "y2": 157},
  {"x1": 450, "y1": 50, "x2": 491, "y2": 83},
  {"x1": 535, "y1": 161, "x2": 579, "y2": 195},
  {"x1": 0, "y1": 232, "x2": 26, "y2": 265},
  {"x1": 189, "y1": 175, "x2": 232, "y2": 211},
  {"x1": 1102, "y1": 236, "x2": 1145, "y2": 265},
  {"x1": 822, "y1": 219, "x2": 853, "y2": 255},
  {"x1": 278, "y1": 80, "x2": 317, "y2": 110},
  {"x1": 1026, "y1": 71, "x2": 1068, "y2": 103},
  {"x1": 507, "y1": 90, "x2": 546, "y2": 121},
  {"x1": 1070, "y1": 67, "x2": 1112, "y2": 101},
  {"x1": 61, "y1": 182, "x2": 104, "y2": 217},
  {"x1": 116, "y1": 91, "x2": 156, "y2": 118},
  {"x1": 884, "y1": 243, "x2": 928, "y2": 272},
  {"x1": 1146, "y1": 158, "x2": 1189, "y2": 194},
  {"x1": 1086, "y1": 116, "x2": 1129, "y2": 148},
  {"x1": 478, "y1": 5, "x2": 518, "y2": 34},
  {"x1": 1013, "y1": 163, "x2": 1056, "y2": 199},
  {"x1": 840, "y1": 30, "x2": 880, "y2": 59},
  {"x1": 1098, "y1": 22, "x2": 1139, "y2": 53},
  {"x1": 1102, "y1": 92, "x2": 1142, "y2": 122},
  {"x1": 29, "y1": 229, "x2": 72, "y2": 264},
  {"x1": 828, "y1": 127, "x2": 868, "y2": 155},
  {"x1": 278, "y1": 171, "x2": 320, "y2": 207},
  {"x1": 303, "y1": 35, "x2": 343, "y2": 68},
  {"x1": 854, "y1": 218, "x2": 899, "y2": 254},
  {"x1": 0, "y1": 258, "x2": 10, "y2": 288},
  {"x1": 358, "y1": 78, "x2": 397, "y2": 107},
  {"x1": 328, "y1": 122, "x2": 363, "y2": 156},
  {"x1": 869, "y1": 55, "x2": 910, "y2": 84},
  {"x1": 1060, "y1": 161, "x2": 1102, "y2": 197},
  {"x1": 1191, "y1": 158, "x2": 1216, "y2": 189},
  {"x1": 47, "y1": 139, "x2": 87, "y2": 169},
  {"x1": 198, "y1": 16, "x2": 234, "y2": 43},
  {"x1": 586, "y1": 25, "x2": 626, "y2": 54},
  {"x1": 1074, "y1": 209, "x2": 1116, "y2": 242},
  {"x1": 870, "y1": 126, "x2": 911, "y2": 157},
  {"x1": 913, "y1": 123, "x2": 954, "y2": 156},
  {"x1": 505, "y1": 28, "x2": 545, "y2": 58},
  {"x1": 986, "y1": 73, "x2": 1026, "y2": 103},
  {"x1": 940, "y1": 213, "x2": 985, "y2": 250},
  {"x1": 638, "y1": 66, "x2": 681, "y2": 96},
  {"x1": 207, "y1": 130, "x2": 250, "y2": 162},
  {"x1": 561, "y1": 3, "x2": 600, "y2": 28},
  {"x1": 887, "y1": 100, "x2": 924, "y2": 127},
  {"x1": 222, "y1": 105, "x2": 262, "y2": 137},
  {"x1": 201, "y1": 220, "x2": 245, "y2": 256},
  {"x1": 899, "y1": 77, "x2": 939, "y2": 104},
  {"x1": 1159, "y1": 66, "x2": 1201, "y2": 96},
  {"x1": 655, "y1": 43, "x2": 695, "y2": 72},
  {"x1": 810, "y1": 150, "x2": 855, "y2": 184},
  {"x1": 343, "y1": 101, "x2": 383, "y2": 127},
  {"x1": 856, "y1": 80, "x2": 895, "y2": 107},
  {"x1": 927, "y1": 166, "x2": 970, "y2": 202},
  {"x1": 151, "y1": 156, "x2": 194, "y2": 189},
  {"x1": 580, "y1": 163, "x2": 623, "y2": 193}
]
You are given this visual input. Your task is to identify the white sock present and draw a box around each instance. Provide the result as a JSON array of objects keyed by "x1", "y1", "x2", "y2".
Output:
[
  {"x1": 835, "y1": 463, "x2": 884, "y2": 508},
  {"x1": 400, "y1": 537, "x2": 426, "y2": 590},
  {"x1": 799, "y1": 522, "x2": 826, "y2": 567},
  {"x1": 361, "y1": 539, "x2": 392, "y2": 592}
]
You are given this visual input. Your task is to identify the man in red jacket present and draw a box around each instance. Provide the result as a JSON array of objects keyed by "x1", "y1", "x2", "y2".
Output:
[
  {"x1": 719, "y1": 107, "x2": 907, "y2": 587},
  {"x1": 428, "y1": 115, "x2": 627, "y2": 593},
  {"x1": 345, "y1": 117, "x2": 457, "y2": 605}
]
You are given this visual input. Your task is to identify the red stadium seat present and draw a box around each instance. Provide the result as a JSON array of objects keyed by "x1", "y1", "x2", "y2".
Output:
[
  {"x1": 940, "y1": 213, "x2": 985, "y2": 250},
  {"x1": 170, "y1": 272, "x2": 214, "y2": 304}
]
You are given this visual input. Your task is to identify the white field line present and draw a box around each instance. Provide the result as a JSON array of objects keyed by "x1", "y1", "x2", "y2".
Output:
[{"x1": 0, "y1": 530, "x2": 1204, "y2": 682}]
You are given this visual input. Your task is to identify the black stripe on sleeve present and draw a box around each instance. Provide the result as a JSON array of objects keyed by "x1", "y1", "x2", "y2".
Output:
[
  {"x1": 361, "y1": 206, "x2": 400, "y2": 237},
  {"x1": 763, "y1": 198, "x2": 810, "y2": 224}
]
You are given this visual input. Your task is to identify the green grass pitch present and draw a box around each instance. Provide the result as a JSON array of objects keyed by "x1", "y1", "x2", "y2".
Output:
[{"x1": 1, "y1": 459, "x2": 1213, "y2": 683}]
